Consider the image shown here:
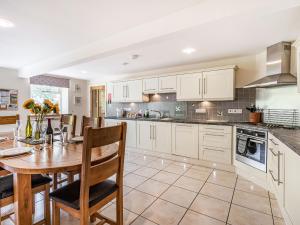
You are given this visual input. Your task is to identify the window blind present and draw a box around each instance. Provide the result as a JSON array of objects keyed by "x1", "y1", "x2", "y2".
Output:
[{"x1": 30, "y1": 75, "x2": 70, "y2": 88}]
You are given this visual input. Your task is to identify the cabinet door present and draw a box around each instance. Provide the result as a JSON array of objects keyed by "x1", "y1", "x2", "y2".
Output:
[
  {"x1": 202, "y1": 133, "x2": 232, "y2": 149},
  {"x1": 177, "y1": 73, "x2": 203, "y2": 101},
  {"x1": 159, "y1": 76, "x2": 176, "y2": 93},
  {"x1": 172, "y1": 123, "x2": 198, "y2": 158},
  {"x1": 120, "y1": 120, "x2": 137, "y2": 148},
  {"x1": 126, "y1": 80, "x2": 143, "y2": 102},
  {"x1": 284, "y1": 145, "x2": 300, "y2": 225},
  {"x1": 203, "y1": 69, "x2": 235, "y2": 101},
  {"x1": 112, "y1": 82, "x2": 125, "y2": 102},
  {"x1": 137, "y1": 121, "x2": 153, "y2": 151},
  {"x1": 104, "y1": 119, "x2": 118, "y2": 127},
  {"x1": 143, "y1": 78, "x2": 158, "y2": 94},
  {"x1": 154, "y1": 122, "x2": 172, "y2": 153}
]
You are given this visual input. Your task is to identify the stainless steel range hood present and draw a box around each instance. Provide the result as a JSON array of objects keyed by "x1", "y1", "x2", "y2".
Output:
[{"x1": 244, "y1": 42, "x2": 297, "y2": 88}]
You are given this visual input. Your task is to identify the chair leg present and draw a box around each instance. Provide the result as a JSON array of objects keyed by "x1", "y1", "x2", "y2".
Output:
[
  {"x1": 53, "y1": 173, "x2": 58, "y2": 190},
  {"x1": 52, "y1": 202, "x2": 60, "y2": 225},
  {"x1": 90, "y1": 213, "x2": 97, "y2": 223},
  {"x1": 32, "y1": 194, "x2": 36, "y2": 214},
  {"x1": 67, "y1": 173, "x2": 74, "y2": 184},
  {"x1": 44, "y1": 184, "x2": 51, "y2": 225},
  {"x1": 116, "y1": 190, "x2": 123, "y2": 225}
]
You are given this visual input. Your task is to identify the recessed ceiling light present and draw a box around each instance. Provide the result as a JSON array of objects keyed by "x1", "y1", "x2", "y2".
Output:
[
  {"x1": 80, "y1": 70, "x2": 88, "y2": 74},
  {"x1": 0, "y1": 18, "x2": 15, "y2": 28},
  {"x1": 131, "y1": 54, "x2": 139, "y2": 60},
  {"x1": 182, "y1": 47, "x2": 196, "y2": 54},
  {"x1": 122, "y1": 62, "x2": 129, "y2": 66}
]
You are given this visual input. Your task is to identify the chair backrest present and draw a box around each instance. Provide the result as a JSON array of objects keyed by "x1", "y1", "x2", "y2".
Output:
[
  {"x1": 60, "y1": 114, "x2": 77, "y2": 136},
  {"x1": 80, "y1": 122, "x2": 127, "y2": 209},
  {"x1": 0, "y1": 114, "x2": 19, "y2": 125},
  {"x1": 80, "y1": 116, "x2": 102, "y2": 136}
]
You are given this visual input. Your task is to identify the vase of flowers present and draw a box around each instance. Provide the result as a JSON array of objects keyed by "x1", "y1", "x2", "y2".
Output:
[{"x1": 23, "y1": 99, "x2": 60, "y2": 140}]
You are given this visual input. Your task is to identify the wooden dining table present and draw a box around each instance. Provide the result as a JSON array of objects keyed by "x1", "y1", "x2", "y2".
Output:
[{"x1": 0, "y1": 139, "x2": 118, "y2": 225}]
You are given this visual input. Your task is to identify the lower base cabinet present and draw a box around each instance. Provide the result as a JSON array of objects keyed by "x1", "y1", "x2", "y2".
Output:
[{"x1": 172, "y1": 123, "x2": 199, "y2": 158}]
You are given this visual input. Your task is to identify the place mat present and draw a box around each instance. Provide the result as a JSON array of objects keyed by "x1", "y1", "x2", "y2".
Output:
[
  {"x1": 18, "y1": 138, "x2": 44, "y2": 145},
  {"x1": 0, "y1": 147, "x2": 34, "y2": 158}
]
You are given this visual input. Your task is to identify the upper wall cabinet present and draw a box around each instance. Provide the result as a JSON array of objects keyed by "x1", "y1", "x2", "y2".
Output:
[
  {"x1": 143, "y1": 78, "x2": 159, "y2": 94},
  {"x1": 203, "y1": 69, "x2": 235, "y2": 101},
  {"x1": 176, "y1": 68, "x2": 235, "y2": 101},
  {"x1": 159, "y1": 76, "x2": 177, "y2": 93},
  {"x1": 177, "y1": 73, "x2": 203, "y2": 101},
  {"x1": 112, "y1": 80, "x2": 145, "y2": 102}
]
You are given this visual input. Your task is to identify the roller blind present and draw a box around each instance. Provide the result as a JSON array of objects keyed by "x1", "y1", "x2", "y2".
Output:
[{"x1": 30, "y1": 75, "x2": 70, "y2": 88}]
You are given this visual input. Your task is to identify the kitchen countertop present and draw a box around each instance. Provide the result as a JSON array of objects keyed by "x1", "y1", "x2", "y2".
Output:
[{"x1": 105, "y1": 116, "x2": 300, "y2": 157}]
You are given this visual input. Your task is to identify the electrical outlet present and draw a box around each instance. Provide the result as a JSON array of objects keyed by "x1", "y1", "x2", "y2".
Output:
[
  {"x1": 228, "y1": 109, "x2": 243, "y2": 114},
  {"x1": 195, "y1": 108, "x2": 207, "y2": 113}
]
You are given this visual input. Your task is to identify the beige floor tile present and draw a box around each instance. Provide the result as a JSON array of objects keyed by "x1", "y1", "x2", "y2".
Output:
[
  {"x1": 184, "y1": 168, "x2": 212, "y2": 181},
  {"x1": 191, "y1": 165, "x2": 214, "y2": 172},
  {"x1": 101, "y1": 204, "x2": 138, "y2": 225},
  {"x1": 228, "y1": 204, "x2": 273, "y2": 225},
  {"x1": 160, "y1": 186, "x2": 197, "y2": 208},
  {"x1": 133, "y1": 167, "x2": 160, "y2": 178},
  {"x1": 171, "y1": 161, "x2": 192, "y2": 168},
  {"x1": 163, "y1": 164, "x2": 189, "y2": 175},
  {"x1": 271, "y1": 199, "x2": 283, "y2": 218},
  {"x1": 147, "y1": 158, "x2": 172, "y2": 169},
  {"x1": 200, "y1": 182, "x2": 234, "y2": 202},
  {"x1": 136, "y1": 179, "x2": 170, "y2": 197},
  {"x1": 124, "y1": 162, "x2": 141, "y2": 173},
  {"x1": 142, "y1": 199, "x2": 186, "y2": 225},
  {"x1": 179, "y1": 210, "x2": 225, "y2": 225},
  {"x1": 123, "y1": 185, "x2": 133, "y2": 195},
  {"x1": 269, "y1": 192, "x2": 277, "y2": 200},
  {"x1": 174, "y1": 176, "x2": 204, "y2": 192},
  {"x1": 131, "y1": 216, "x2": 157, "y2": 225},
  {"x1": 236, "y1": 177, "x2": 269, "y2": 198},
  {"x1": 134, "y1": 155, "x2": 157, "y2": 166},
  {"x1": 123, "y1": 190, "x2": 156, "y2": 214},
  {"x1": 190, "y1": 194, "x2": 230, "y2": 222},
  {"x1": 273, "y1": 217, "x2": 286, "y2": 225},
  {"x1": 152, "y1": 171, "x2": 180, "y2": 184},
  {"x1": 124, "y1": 173, "x2": 147, "y2": 188},
  {"x1": 232, "y1": 190, "x2": 271, "y2": 215},
  {"x1": 207, "y1": 170, "x2": 236, "y2": 188}
]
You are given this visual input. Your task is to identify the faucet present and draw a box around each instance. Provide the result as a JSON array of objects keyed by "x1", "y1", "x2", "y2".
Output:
[{"x1": 150, "y1": 110, "x2": 162, "y2": 119}]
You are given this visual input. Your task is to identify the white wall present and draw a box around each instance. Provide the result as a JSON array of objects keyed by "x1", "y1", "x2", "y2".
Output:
[{"x1": 0, "y1": 67, "x2": 30, "y2": 121}]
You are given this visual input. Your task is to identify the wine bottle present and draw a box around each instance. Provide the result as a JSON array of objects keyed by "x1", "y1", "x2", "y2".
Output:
[
  {"x1": 45, "y1": 118, "x2": 53, "y2": 144},
  {"x1": 25, "y1": 115, "x2": 32, "y2": 139}
]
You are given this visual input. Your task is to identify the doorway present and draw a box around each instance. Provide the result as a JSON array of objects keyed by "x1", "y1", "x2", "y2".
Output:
[{"x1": 90, "y1": 85, "x2": 106, "y2": 120}]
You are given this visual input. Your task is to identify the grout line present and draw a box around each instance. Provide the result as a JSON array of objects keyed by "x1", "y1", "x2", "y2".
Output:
[
  {"x1": 268, "y1": 191, "x2": 276, "y2": 225},
  {"x1": 225, "y1": 174, "x2": 238, "y2": 224}
]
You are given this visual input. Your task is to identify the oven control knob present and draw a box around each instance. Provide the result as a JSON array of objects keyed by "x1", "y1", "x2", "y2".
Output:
[{"x1": 255, "y1": 133, "x2": 258, "y2": 136}]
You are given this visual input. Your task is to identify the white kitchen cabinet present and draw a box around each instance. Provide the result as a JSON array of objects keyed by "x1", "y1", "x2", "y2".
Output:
[
  {"x1": 284, "y1": 144, "x2": 300, "y2": 225},
  {"x1": 112, "y1": 82, "x2": 125, "y2": 102},
  {"x1": 105, "y1": 119, "x2": 137, "y2": 148},
  {"x1": 159, "y1": 76, "x2": 177, "y2": 93},
  {"x1": 199, "y1": 125, "x2": 232, "y2": 164},
  {"x1": 267, "y1": 134, "x2": 284, "y2": 206},
  {"x1": 143, "y1": 78, "x2": 159, "y2": 94},
  {"x1": 202, "y1": 69, "x2": 235, "y2": 100},
  {"x1": 137, "y1": 121, "x2": 172, "y2": 153},
  {"x1": 112, "y1": 80, "x2": 144, "y2": 102},
  {"x1": 177, "y1": 73, "x2": 203, "y2": 101},
  {"x1": 154, "y1": 122, "x2": 172, "y2": 153},
  {"x1": 172, "y1": 123, "x2": 199, "y2": 158}
]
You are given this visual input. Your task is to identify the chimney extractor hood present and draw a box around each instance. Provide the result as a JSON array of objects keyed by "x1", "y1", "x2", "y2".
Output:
[{"x1": 244, "y1": 42, "x2": 297, "y2": 88}]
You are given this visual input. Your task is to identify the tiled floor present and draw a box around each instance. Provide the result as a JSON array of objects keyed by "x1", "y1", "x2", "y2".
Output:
[{"x1": 1, "y1": 150, "x2": 285, "y2": 225}]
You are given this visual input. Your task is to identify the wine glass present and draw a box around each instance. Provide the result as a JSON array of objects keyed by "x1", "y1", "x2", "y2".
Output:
[{"x1": 13, "y1": 120, "x2": 21, "y2": 140}]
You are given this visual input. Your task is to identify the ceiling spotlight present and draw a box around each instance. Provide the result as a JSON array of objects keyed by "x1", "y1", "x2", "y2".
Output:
[
  {"x1": 122, "y1": 62, "x2": 129, "y2": 66},
  {"x1": 0, "y1": 18, "x2": 15, "y2": 28},
  {"x1": 182, "y1": 47, "x2": 196, "y2": 54},
  {"x1": 131, "y1": 54, "x2": 140, "y2": 60},
  {"x1": 80, "y1": 70, "x2": 88, "y2": 74}
]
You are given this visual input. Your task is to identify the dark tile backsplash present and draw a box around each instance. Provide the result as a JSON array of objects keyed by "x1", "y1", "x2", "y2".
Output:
[{"x1": 106, "y1": 88, "x2": 256, "y2": 122}]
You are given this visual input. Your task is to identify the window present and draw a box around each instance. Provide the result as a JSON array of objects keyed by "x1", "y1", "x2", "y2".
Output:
[{"x1": 30, "y1": 84, "x2": 68, "y2": 114}]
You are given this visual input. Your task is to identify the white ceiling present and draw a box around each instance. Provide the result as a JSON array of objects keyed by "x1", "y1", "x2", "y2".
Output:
[{"x1": 1, "y1": 0, "x2": 300, "y2": 81}]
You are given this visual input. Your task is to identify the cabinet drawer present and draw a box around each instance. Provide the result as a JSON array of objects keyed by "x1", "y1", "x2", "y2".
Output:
[
  {"x1": 201, "y1": 125, "x2": 232, "y2": 134},
  {"x1": 201, "y1": 132, "x2": 231, "y2": 149},
  {"x1": 202, "y1": 147, "x2": 231, "y2": 164}
]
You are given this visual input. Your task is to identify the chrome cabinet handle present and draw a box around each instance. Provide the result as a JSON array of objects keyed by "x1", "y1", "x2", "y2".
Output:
[
  {"x1": 277, "y1": 151, "x2": 283, "y2": 185},
  {"x1": 154, "y1": 125, "x2": 156, "y2": 140},
  {"x1": 199, "y1": 78, "x2": 201, "y2": 96},
  {"x1": 204, "y1": 133, "x2": 224, "y2": 137},
  {"x1": 250, "y1": 139, "x2": 264, "y2": 144},
  {"x1": 269, "y1": 148, "x2": 278, "y2": 157},
  {"x1": 269, "y1": 170, "x2": 278, "y2": 182},
  {"x1": 269, "y1": 138, "x2": 279, "y2": 146},
  {"x1": 150, "y1": 125, "x2": 152, "y2": 140}
]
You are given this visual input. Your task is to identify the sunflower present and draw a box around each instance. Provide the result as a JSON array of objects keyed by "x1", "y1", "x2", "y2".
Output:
[
  {"x1": 43, "y1": 99, "x2": 54, "y2": 109},
  {"x1": 52, "y1": 103, "x2": 60, "y2": 114},
  {"x1": 23, "y1": 98, "x2": 35, "y2": 109}
]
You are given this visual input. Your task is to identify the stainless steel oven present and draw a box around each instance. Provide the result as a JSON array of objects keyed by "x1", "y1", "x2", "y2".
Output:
[{"x1": 236, "y1": 127, "x2": 267, "y2": 172}]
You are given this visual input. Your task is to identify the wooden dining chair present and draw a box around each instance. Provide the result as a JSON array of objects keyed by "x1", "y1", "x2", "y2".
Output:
[
  {"x1": 0, "y1": 174, "x2": 52, "y2": 224},
  {"x1": 0, "y1": 114, "x2": 19, "y2": 176},
  {"x1": 50, "y1": 122, "x2": 127, "y2": 225},
  {"x1": 80, "y1": 116, "x2": 102, "y2": 136}
]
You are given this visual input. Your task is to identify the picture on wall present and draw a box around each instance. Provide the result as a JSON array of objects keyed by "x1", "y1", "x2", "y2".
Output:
[{"x1": 0, "y1": 89, "x2": 18, "y2": 110}]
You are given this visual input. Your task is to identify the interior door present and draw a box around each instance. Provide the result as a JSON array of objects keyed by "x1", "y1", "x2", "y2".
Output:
[
  {"x1": 203, "y1": 69, "x2": 234, "y2": 100},
  {"x1": 177, "y1": 73, "x2": 203, "y2": 100},
  {"x1": 90, "y1": 86, "x2": 106, "y2": 119}
]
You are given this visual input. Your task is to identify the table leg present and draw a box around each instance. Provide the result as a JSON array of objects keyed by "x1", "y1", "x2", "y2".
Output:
[{"x1": 13, "y1": 173, "x2": 32, "y2": 225}]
